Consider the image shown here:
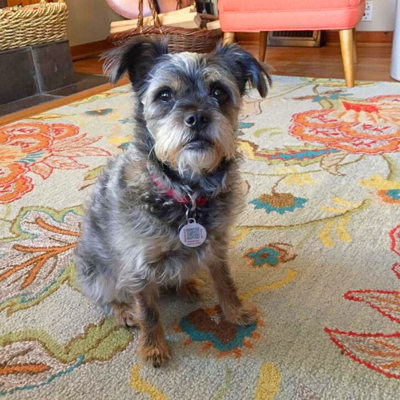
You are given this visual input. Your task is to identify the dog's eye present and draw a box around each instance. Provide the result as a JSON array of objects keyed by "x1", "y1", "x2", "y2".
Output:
[
  {"x1": 159, "y1": 90, "x2": 173, "y2": 103},
  {"x1": 212, "y1": 87, "x2": 229, "y2": 103}
]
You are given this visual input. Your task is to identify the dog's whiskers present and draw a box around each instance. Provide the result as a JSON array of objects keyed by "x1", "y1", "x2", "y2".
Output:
[{"x1": 147, "y1": 144, "x2": 156, "y2": 164}]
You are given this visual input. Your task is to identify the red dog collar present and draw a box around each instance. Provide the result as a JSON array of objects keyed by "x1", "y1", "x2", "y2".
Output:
[{"x1": 152, "y1": 176, "x2": 208, "y2": 207}]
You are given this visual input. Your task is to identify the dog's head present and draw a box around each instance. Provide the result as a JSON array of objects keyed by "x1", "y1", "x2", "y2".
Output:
[{"x1": 104, "y1": 37, "x2": 270, "y2": 176}]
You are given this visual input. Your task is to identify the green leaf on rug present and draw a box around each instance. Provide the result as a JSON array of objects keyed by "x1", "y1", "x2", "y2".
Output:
[
  {"x1": 69, "y1": 318, "x2": 134, "y2": 362},
  {"x1": 253, "y1": 128, "x2": 283, "y2": 138},
  {"x1": 0, "y1": 318, "x2": 133, "y2": 364},
  {"x1": 80, "y1": 165, "x2": 104, "y2": 190},
  {"x1": 0, "y1": 319, "x2": 133, "y2": 395},
  {"x1": 212, "y1": 368, "x2": 231, "y2": 400}
]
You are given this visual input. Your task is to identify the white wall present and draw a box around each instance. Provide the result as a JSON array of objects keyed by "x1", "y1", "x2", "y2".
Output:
[
  {"x1": 66, "y1": 0, "x2": 124, "y2": 46},
  {"x1": 357, "y1": 0, "x2": 396, "y2": 31},
  {"x1": 211, "y1": 0, "x2": 218, "y2": 16}
]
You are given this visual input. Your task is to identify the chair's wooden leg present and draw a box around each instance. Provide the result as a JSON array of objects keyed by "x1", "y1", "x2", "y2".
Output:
[
  {"x1": 339, "y1": 29, "x2": 355, "y2": 88},
  {"x1": 352, "y1": 28, "x2": 358, "y2": 64},
  {"x1": 223, "y1": 32, "x2": 235, "y2": 46},
  {"x1": 259, "y1": 31, "x2": 268, "y2": 62}
]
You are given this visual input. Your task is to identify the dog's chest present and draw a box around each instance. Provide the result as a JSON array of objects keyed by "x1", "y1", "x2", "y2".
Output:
[
  {"x1": 137, "y1": 196, "x2": 229, "y2": 258},
  {"x1": 147, "y1": 195, "x2": 227, "y2": 235}
]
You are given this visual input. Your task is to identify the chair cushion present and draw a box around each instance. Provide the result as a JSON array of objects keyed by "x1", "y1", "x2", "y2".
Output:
[{"x1": 218, "y1": 0, "x2": 365, "y2": 31}]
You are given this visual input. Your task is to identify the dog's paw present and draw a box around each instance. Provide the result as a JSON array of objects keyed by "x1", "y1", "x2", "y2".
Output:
[
  {"x1": 224, "y1": 302, "x2": 257, "y2": 326},
  {"x1": 179, "y1": 279, "x2": 203, "y2": 303},
  {"x1": 112, "y1": 303, "x2": 137, "y2": 328},
  {"x1": 140, "y1": 342, "x2": 171, "y2": 368}
]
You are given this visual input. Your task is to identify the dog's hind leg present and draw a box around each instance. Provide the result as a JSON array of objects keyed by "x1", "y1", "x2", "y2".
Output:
[{"x1": 134, "y1": 284, "x2": 171, "y2": 368}]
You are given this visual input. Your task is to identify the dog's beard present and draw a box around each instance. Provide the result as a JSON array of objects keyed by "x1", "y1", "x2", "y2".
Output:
[
  {"x1": 176, "y1": 147, "x2": 221, "y2": 176},
  {"x1": 153, "y1": 114, "x2": 236, "y2": 176}
]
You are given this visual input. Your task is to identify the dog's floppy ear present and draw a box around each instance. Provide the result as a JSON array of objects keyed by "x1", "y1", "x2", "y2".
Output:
[
  {"x1": 216, "y1": 43, "x2": 271, "y2": 98},
  {"x1": 103, "y1": 37, "x2": 168, "y2": 88}
]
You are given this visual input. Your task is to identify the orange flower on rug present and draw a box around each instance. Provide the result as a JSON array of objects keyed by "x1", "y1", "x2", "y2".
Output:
[
  {"x1": 290, "y1": 95, "x2": 400, "y2": 154},
  {"x1": 0, "y1": 122, "x2": 110, "y2": 204},
  {"x1": 0, "y1": 206, "x2": 83, "y2": 315},
  {"x1": 325, "y1": 226, "x2": 400, "y2": 379}
]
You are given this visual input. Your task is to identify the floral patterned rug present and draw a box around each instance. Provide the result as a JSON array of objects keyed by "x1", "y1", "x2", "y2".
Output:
[{"x1": 1, "y1": 76, "x2": 400, "y2": 400}]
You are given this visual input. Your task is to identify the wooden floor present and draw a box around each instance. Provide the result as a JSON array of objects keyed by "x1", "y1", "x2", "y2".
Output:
[
  {"x1": 238, "y1": 43, "x2": 393, "y2": 83},
  {"x1": 74, "y1": 56, "x2": 105, "y2": 75},
  {"x1": 0, "y1": 42, "x2": 394, "y2": 126},
  {"x1": 74, "y1": 43, "x2": 394, "y2": 83}
]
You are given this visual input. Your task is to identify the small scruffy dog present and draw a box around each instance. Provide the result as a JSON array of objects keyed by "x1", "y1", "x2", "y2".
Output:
[{"x1": 75, "y1": 37, "x2": 270, "y2": 367}]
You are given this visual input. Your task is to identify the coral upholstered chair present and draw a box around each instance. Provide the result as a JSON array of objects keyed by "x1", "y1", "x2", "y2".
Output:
[{"x1": 218, "y1": 0, "x2": 366, "y2": 87}]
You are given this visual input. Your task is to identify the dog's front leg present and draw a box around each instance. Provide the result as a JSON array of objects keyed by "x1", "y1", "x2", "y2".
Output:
[
  {"x1": 209, "y1": 249, "x2": 257, "y2": 326},
  {"x1": 135, "y1": 284, "x2": 171, "y2": 367}
]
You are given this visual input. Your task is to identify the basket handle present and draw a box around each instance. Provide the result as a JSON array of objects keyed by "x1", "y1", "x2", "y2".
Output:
[{"x1": 137, "y1": 0, "x2": 162, "y2": 30}]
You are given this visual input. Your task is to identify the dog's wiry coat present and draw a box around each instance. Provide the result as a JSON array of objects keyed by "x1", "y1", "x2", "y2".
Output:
[{"x1": 75, "y1": 38, "x2": 270, "y2": 367}]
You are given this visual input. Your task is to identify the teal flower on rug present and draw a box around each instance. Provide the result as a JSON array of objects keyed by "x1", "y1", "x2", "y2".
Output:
[
  {"x1": 180, "y1": 306, "x2": 260, "y2": 355},
  {"x1": 250, "y1": 192, "x2": 308, "y2": 215},
  {"x1": 85, "y1": 108, "x2": 113, "y2": 116},
  {"x1": 119, "y1": 117, "x2": 135, "y2": 124},
  {"x1": 379, "y1": 189, "x2": 400, "y2": 204},
  {"x1": 312, "y1": 93, "x2": 351, "y2": 102},
  {"x1": 268, "y1": 148, "x2": 338, "y2": 162},
  {"x1": 119, "y1": 141, "x2": 131, "y2": 150},
  {"x1": 246, "y1": 247, "x2": 281, "y2": 267},
  {"x1": 244, "y1": 243, "x2": 297, "y2": 268},
  {"x1": 237, "y1": 122, "x2": 254, "y2": 136},
  {"x1": 19, "y1": 151, "x2": 46, "y2": 164},
  {"x1": 387, "y1": 190, "x2": 400, "y2": 200}
]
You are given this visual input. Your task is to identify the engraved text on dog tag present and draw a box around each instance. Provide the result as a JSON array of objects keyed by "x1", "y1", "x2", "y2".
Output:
[{"x1": 179, "y1": 218, "x2": 207, "y2": 247}]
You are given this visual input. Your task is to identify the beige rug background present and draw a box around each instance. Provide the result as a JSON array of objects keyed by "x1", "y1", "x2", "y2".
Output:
[{"x1": 1, "y1": 76, "x2": 400, "y2": 399}]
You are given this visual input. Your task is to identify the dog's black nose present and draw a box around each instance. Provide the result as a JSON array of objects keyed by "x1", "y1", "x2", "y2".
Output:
[{"x1": 184, "y1": 112, "x2": 209, "y2": 131}]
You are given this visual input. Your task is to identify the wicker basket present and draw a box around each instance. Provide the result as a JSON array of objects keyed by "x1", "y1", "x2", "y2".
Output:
[
  {"x1": 0, "y1": 0, "x2": 68, "y2": 51},
  {"x1": 108, "y1": 0, "x2": 222, "y2": 53}
]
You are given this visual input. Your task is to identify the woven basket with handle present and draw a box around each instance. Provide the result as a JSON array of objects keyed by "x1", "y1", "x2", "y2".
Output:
[
  {"x1": 108, "y1": 0, "x2": 222, "y2": 53},
  {"x1": 0, "y1": 0, "x2": 68, "y2": 52}
]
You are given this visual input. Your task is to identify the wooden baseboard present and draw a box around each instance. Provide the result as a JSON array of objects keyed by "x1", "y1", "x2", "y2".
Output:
[
  {"x1": 324, "y1": 31, "x2": 393, "y2": 46},
  {"x1": 236, "y1": 31, "x2": 393, "y2": 46},
  {"x1": 70, "y1": 40, "x2": 113, "y2": 61}
]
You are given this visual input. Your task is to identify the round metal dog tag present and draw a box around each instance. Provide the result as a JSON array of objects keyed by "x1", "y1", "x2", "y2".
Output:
[{"x1": 179, "y1": 218, "x2": 207, "y2": 247}]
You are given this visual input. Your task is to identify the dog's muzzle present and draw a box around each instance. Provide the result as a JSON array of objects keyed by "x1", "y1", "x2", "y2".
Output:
[
  {"x1": 184, "y1": 111, "x2": 210, "y2": 133},
  {"x1": 183, "y1": 111, "x2": 213, "y2": 151},
  {"x1": 184, "y1": 138, "x2": 213, "y2": 151}
]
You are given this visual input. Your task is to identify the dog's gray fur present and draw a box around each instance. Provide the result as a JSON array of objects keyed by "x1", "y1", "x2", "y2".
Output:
[{"x1": 75, "y1": 38, "x2": 270, "y2": 366}]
